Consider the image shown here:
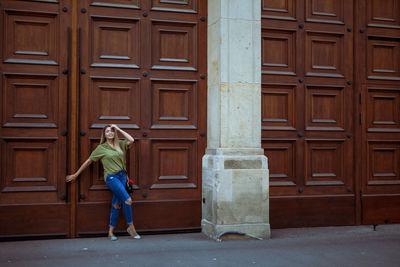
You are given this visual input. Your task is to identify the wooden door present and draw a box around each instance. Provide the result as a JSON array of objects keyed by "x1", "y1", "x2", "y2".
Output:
[
  {"x1": 356, "y1": 0, "x2": 400, "y2": 224},
  {"x1": 0, "y1": 0, "x2": 71, "y2": 237},
  {"x1": 261, "y1": 0, "x2": 356, "y2": 228},
  {"x1": 76, "y1": 0, "x2": 207, "y2": 235}
]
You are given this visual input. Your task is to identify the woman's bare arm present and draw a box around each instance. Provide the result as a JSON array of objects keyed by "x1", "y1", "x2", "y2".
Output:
[
  {"x1": 66, "y1": 158, "x2": 93, "y2": 182},
  {"x1": 111, "y1": 124, "x2": 134, "y2": 148}
]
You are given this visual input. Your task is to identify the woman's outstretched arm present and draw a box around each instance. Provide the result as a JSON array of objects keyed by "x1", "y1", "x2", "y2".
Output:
[
  {"x1": 111, "y1": 124, "x2": 134, "y2": 147},
  {"x1": 66, "y1": 158, "x2": 93, "y2": 182}
]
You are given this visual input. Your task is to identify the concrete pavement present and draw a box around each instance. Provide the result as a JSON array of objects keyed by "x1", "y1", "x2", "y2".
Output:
[{"x1": 1, "y1": 224, "x2": 399, "y2": 267}]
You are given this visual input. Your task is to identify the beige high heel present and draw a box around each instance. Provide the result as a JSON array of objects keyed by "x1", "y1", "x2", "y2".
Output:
[{"x1": 127, "y1": 226, "x2": 141, "y2": 239}]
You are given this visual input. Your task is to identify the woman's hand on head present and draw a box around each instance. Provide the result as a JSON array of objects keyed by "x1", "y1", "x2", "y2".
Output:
[
  {"x1": 66, "y1": 174, "x2": 77, "y2": 183},
  {"x1": 110, "y1": 124, "x2": 120, "y2": 131}
]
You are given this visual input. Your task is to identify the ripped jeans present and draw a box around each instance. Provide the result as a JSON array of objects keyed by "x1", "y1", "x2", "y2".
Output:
[{"x1": 105, "y1": 170, "x2": 133, "y2": 228}]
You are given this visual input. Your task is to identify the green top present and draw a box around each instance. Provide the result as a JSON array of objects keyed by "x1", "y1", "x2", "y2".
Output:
[{"x1": 89, "y1": 139, "x2": 129, "y2": 181}]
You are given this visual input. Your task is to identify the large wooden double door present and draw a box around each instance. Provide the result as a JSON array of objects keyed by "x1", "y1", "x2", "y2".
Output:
[
  {"x1": 262, "y1": 0, "x2": 400, "y2": 228},
  {"x1": 0, "y1": 0, "x2": 207, "y2": 238}
]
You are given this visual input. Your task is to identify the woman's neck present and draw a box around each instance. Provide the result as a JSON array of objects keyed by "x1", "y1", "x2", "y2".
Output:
[{"x1": 106, "y1": 139, "x2": 114, "y2": 147}]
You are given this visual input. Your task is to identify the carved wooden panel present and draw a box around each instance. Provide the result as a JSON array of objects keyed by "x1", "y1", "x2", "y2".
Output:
[
  {"x1": 305, "y1": 0, "x2": 344, "y2": 24},
  {"x1": 263, "y1": 140, "x2": 296, "y2": 186},
  {"x1": 261, "y1": 0, "x2": 296, "y2": 21},
  {"x1": 2, "y1": 139, "x2": 57, "y2": 193},
  {"x1": 367, "y1": 87, "x2": 400, "y2": 132},
  {"x1": 262, "y1": 84, "x2": 296, "y2": 130},
  {"x1": 151, "y1": 0, "x2": 197, "y2": 13},
  {"x1": 0, "y1": 0, "x2": 70, "y2": 236},
  {"x1": 4, "y1": 9, "x2": 58, "y2": 65},
  {"x1": 150, "y1": 140, "x2": 197, "y2": 189},
  {"x1": 306, "y1": 31, "x2": 344, "y2": 78},
  {"x1": 263, "y1": 0, "x2": 355, "y2": 227},
  {"x1": 367, "y1": 142, "x2": 400, "y2": 185},
  {"x1": 151, "y1": 20, "x2": 197, "y2": 71},
  {"x1": 90, "y1": 0, "x2": 141, "y2": 9},
  {"x1": 358, "y1": 0, "x2": 400, "y2": 224},
  {"x1": 87, "y1": 138, "x2": 108, "y2": 192},
  {"x1": 262, "y1": 29, "x2": 296, "y2": 75},
  {"x1": 305, "y1": 85, "x2": 345, "y2": 131},
  {"x1": 367, "y1": 0, "x2": 400, "y2": 28},
  {"x1": 367, "y1": 37, "x2": 400, "y2": 80},
  {"x1": 91, "y1": 16, "x2": 140, "y2": 68},
  {"x1": 305, "y1": 140, "x2": 345, "y2": 186},
  {"x1": 89, "y1": 77, "x2": 140, "y2": 129},
  {"x1": 3, "y1": 73, "x2": 58, "y2": 128},
  {"x1": 76, "y1": 0, "x2": 206, "y2": 233},
  {"x1": 151, "y1": 79, "x2": 197, "y2": 129}
]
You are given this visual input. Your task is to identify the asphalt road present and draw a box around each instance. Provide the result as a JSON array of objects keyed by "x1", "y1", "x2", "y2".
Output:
[{"x1": 1, "y1": 224, "x2": 399, "y2": 267}]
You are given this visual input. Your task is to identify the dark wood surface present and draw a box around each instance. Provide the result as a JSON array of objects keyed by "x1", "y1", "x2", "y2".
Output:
[
  {"x1": 262, "y1": 0, "x2": 356, "y2": 227},
  {"x1": 75, "y1": 0, "x2": 207, "y2": 234},
  {"x1": 262, "y1": 0, "x2": 400, "y2": 228},
  {"x1": 356, "y1": 0, "x2": 400, "y2": 224},
  {"x1": 0, "y1": 0, "x2": 206, "y2": 238},
  {"x1": 0, "y1": 0, "x2": 71, "y2": 237}
]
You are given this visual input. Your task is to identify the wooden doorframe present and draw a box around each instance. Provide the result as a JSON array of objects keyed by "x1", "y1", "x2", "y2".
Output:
[
  {"x1": 68, "y1": 0, "x2": 78, "y2": 238},
  {"x1": 353, "y1": 0, "x2": 362, "y2": 226}
]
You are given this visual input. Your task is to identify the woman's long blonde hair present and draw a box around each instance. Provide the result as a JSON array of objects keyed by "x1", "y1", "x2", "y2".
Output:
[{"x1": 100, "y1": 124, "x2": 122, "y2": 152}]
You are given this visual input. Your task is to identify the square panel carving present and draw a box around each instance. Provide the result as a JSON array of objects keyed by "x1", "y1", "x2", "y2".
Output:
[
  {"x1": 305, "y1": 140, "x2": 345, "y2": 186},
  {"x1": 89, "y1": 77, "x2": 140, "y2": 129},
  {"x1": 368, "y1": 142, "x2": 400, "y2": 185},
  {"x1": 88, "y1": 138, "x2": 107, "y2": 189},
  {"x1": 3, "y1": 73, "x2": 58, "y2": 128},
  {"x1": 91, "y1": 16, "x2": 140, "y2": 68},
  {"x1": 262, "y1": 84, "x2": 296, "y2": 130},
  {"x1": 4, "y1": 9, "x2": 58, "y2": 65},
  {"x1": 261, "y1": 0, "x2": 296, "y2": 21},
  {"x1": 151, "y1": 0, "x2": 197, "y2": 13},
  {"x1": 306, "y1": 0, "x2": 345, "y2": 24},
  {"x1": 2, "y1": 139, "x2": 57, "y2": 193},
  {"x1": 150, "y1": 140, "x2": 197, "y2": 189},
  {"x1": 151, "y1": 79, "x2": 197, "y2": 129},
  {"x1": 305, "y1": 32, "x2": 344, "y2": 78},
  {"x1": 367, "y1": 88, "x2": 400, "y2": 132},
  {"x1": 367, "y1": 0, "x2": 400, "y2": 28},
  {"x1": 262, "y1": 29, "x2": 296, "y2": 75},
  {"x1": 151, "y1": 20, "x2": 197, "y2": 71},
  {"x1": 305, "y1": 85, "x2": 345, "y2": 131},
  {"x1": 90, "y1": 0, "x2": 140, "y2": 9},
  {"x1": 262, "y1": 140, "x2": 296, "y2": 186},
  {"x1": 367, "y1": 38, "x2": 400, "y2": 80}
]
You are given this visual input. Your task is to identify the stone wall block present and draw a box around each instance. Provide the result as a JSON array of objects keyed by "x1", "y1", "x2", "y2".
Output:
[{"x1": 220, "y1": 83, "x2": 261, "y2": 148}]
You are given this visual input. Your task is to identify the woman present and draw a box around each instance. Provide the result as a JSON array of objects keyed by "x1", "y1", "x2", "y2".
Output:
[{"x1": 66, "y1": 124, "x2": 140, "y2": 241}]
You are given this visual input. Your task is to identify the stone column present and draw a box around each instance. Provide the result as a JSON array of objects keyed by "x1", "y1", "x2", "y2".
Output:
[{"x1": 202, "y1": 0, "x2": 270, "y2": 240}]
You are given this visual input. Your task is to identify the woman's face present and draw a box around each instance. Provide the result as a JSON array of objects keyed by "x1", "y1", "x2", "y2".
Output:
[{"x1": 104, "y1": 127, "x2": 115, "y2": 140}]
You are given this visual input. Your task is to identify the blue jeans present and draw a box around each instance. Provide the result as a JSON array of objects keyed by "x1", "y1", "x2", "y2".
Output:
[{"x1": 105, "y1": 170, "x2": 133, "y2": 228}]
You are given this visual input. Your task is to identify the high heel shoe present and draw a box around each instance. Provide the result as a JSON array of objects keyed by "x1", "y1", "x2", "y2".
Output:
[
  {"x1": 108, "y1": 235, "x2": 118, "y2": 241},
  {"x1": 127, "y1": 227, "x2": 141, "y2": 239}
]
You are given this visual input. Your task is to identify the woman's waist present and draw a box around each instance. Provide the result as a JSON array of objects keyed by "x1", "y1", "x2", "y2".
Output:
[{"x1": 106, "y1": 169, "x2": 126, "y2": 176}]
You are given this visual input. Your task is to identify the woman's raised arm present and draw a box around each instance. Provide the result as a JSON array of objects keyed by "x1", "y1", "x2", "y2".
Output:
[
  {"x1": 66, "y1": 158, "x2": 93, "y2": 182},
  {"x1": 111, "y1": 124, "x2": 134, "y2": 147}
]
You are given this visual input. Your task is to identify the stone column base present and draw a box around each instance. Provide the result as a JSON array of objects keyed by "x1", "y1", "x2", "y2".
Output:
[
  {"x1": 202, "y1": 219, "x2": 271, "y2": 240},
  {"x1": 202, "y1": 148, "x2": 270, "y2": 240}
]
